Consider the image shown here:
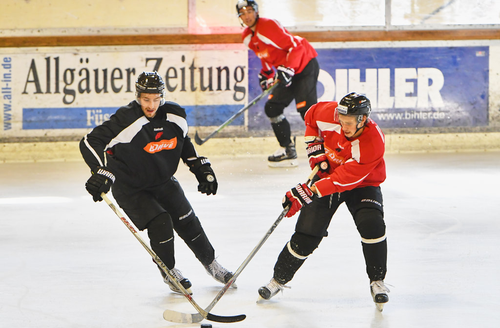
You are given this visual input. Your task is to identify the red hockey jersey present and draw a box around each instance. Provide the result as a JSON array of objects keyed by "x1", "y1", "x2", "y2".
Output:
[
  {"x1": 304, "y1": 102, "x2": 386, "y2": 197},
  {"x1": 242, "y1": 17, "x2": 317, "y2": 74}
]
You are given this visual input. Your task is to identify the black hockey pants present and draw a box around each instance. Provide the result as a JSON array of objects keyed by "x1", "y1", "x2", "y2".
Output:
[
  {"x1": 274, "y1": 186, "x2": 387, "y2": 284},
  {"x1": 265, "y1": 57, "x2": 320, "y2": 147},
  {"x1": 111, "y1": 177, "x2": 215, "y2": 269}
]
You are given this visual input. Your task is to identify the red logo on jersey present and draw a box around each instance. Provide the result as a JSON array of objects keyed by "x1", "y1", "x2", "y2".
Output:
[
  {"x1": 144, "y1": 137, "x2": 177, "y2": 153},
  {"x1": 155, "y1": 132, "x2": 163, "y2": 140}
]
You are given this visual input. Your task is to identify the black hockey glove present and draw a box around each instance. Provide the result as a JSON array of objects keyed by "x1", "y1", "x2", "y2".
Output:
[
  {"x1": 277, "y1": 66, "x2": 295, "y2": 87},
  {"x1": 187, "y1": 157, "x2": 218, "y2": 195},
  {"x1": 258, "y1": 69, "x2": 275, "y2": 91},
  {"x1": 85, "y1": 167, "x2": 115, "y2": 202}
]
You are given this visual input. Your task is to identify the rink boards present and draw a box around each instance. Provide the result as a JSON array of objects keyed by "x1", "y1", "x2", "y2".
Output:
[{"x1": 0, "y1": 40, "x2": 499, "y2": 139}]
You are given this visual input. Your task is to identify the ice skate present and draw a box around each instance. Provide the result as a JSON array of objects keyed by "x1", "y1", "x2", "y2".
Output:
[
  {"x1": 370, "y1": 280, "x2": 390, "y2": 311},
  {"x1": 267, "y1": 139, "x2": 298, "y2": 168},
  {"x1": 159, "y1": 267, "x2": 193, "y2": 295},
  {"x1": 204, "y1": 259, "x2": 237, "y2": 288},
  {"x1": 258, "y1": 278, "x2": 288, "y2": 300}
]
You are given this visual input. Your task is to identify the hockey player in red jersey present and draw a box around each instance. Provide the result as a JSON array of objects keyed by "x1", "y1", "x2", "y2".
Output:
[
  {"x1": 236, "y1": 0, "x2": 320, "y2": 167},
  {"x1": 258, "y1": 92, "x2": 390, "y2": 311},
  {"x1": 80, "y1": 71, "x2": 234, "y2": 295}
]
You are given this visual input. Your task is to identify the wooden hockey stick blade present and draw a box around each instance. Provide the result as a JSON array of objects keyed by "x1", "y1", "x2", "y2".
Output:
[
  {"x1": 193, "y1": 83, "x2": 278, "y2": 145},
  {"x1": 163, "y1": 166, "x2": 319, "y2": 324},
  {"x1": 163, "y1": 310, "x2": 202, "y2": 324},
  {"x1": 163, "y1": 310, "x2": 246, "y2": 324},
  {"x1": 163, "y1": 277, "x2": 240, "y2": 323}
]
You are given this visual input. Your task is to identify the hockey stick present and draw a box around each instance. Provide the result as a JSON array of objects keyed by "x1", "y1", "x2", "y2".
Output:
[
  {"x1": 194, "y1": 82, "x2": 278, "y2": 145},
  {"x1": 101, "y1": 193, "x2": 246, "y2": 323},
  {"x1": 163, "y1": 165, "x2": 320, "y2": 323}
]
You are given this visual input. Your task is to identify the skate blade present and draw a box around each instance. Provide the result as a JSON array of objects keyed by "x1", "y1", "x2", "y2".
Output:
[
  {"x1": 267, "y1": 159, "x2": 299, "y2": 168},
  {"x1": 375, "y1": 302, "x2": 385, "y2": 312},
  {"x1": 256, "y1": 295, "x2": 268, "y2": 304}
]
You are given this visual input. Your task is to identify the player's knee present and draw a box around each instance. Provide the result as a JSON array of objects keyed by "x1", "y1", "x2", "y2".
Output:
[
  {"x1": 175, "y1": 216, "x2": 203, "y2": 241},
  {"x1": 147, "y1": 213, "x2": 174, "y2": 245},
  {"x1": 265, "y1": 102, "x2": 285, "y2": 119},
  {"x1": 269, "y1": 114, "x2": 286, "y2": 124},
  {"x1": 289, "y1": 232, "x2": 322, "y2": 258},
  {"x1": 355, "y1": 208, "x2": 386, "y2": 241}
]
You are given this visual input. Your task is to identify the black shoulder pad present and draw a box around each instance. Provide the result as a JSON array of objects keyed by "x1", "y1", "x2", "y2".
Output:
[{"x1": 163, "y1": 101, "x2": 187, "y2": 118}]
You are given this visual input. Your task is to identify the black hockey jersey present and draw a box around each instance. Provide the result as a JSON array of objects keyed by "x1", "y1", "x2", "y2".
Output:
[{"x1": 80, "y1": 100, "x2": 198, "y2": 188}]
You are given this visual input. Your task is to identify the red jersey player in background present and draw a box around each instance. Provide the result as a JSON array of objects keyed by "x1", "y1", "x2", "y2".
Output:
[
  {"x1": 258, "y1": 92, "x2": 390, "y2": 312},
  {"x1": 236, "y1": 0, "x2": 320, "y2": 167}
]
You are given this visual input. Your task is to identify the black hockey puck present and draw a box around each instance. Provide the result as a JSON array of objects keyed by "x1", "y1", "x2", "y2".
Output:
[{"x1": 201, "y1": 324, "x2": 212, "y2": 328}]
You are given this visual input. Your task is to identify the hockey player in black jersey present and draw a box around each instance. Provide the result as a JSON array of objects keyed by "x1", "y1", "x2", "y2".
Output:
[{"x1": 80, "y1": 71, "x2": 234, "y2": 294}]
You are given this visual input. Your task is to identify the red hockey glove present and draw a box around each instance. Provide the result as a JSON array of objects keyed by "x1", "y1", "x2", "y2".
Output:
[
  {"x1": 277, "y1": 66, "x2": 295, "y2": 87},
  {"x1": 306, "y1": 142, "x2": 330, "y2": 178},
  {"x1": 282, "y1": 183, "x2": 314, "y2": 218},
  {"x1": 187, "y1": 157, "x2": 218, "y2": 195},
  {"x1": 85, "y1": 167, "x2": 115, "y2": 202},
  {"x1": 258, "y1": 69, "x2": 275, "y2": 91}
]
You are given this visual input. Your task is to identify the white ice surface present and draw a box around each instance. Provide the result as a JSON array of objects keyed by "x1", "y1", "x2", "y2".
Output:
[{"x1": 1, "y1": 152, "x2": 499, "y2": 328}]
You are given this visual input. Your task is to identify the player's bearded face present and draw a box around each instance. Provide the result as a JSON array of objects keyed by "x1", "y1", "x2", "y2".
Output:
[
  {"x1": 239, "y1": 7, "x2": 257, "y2": 27},
  {"x1": 139, "y1": 93, "x2": 162, "y2": 118}
]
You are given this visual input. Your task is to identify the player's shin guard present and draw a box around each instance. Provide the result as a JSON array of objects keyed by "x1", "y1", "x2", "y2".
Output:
[
  {"x1": 273, "y1": 233, "x2": 322, "y2": 284},
  {"x1": 355, "y1": 209, "x2": 387, "y2": 281},
  {"x1": 267, "y1": 115, "x2": 297, "y2": 167},
  {"x1": 147, "y1": 213, "x2": 175, "y2": 268},
  {"x1": 176, "y1": 216, "x2": 215, "y2": 266},
  {"x1": 147, "y1": 214, "x2": 192, "y2": 293},
  {"x1": 177, "y1": 217, "x2": 233, "y2": 285},
  {"x1": 273, "y1": 242, "x2": 307, "y2": 284},
  {"x1": 355, "y1": 208, "x2": 389, "y2": 310},
  {"x1": 362, "y1": 239, "x2": 387, "y2": 281},
  {"x1": 269, "y1": 114, "x2": 292, "y2": 148}
]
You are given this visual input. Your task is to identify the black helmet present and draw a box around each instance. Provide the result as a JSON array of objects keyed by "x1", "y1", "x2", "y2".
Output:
[
  {"x1": 236, "y1": 0, "x2": 258, "y2": 16},
  {"x1": 135, "y1": 71, "x2": 165, "y2": 105},
  {"x1": 337, "y1": 92, "x2": 371, "y2": 122},
  {"x1": 136, "y1": 71, "x2": 165, "y2": 95}
]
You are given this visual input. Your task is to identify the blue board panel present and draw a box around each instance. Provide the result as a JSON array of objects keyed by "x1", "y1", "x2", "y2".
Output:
[
  {"x1": 248, "y1": 46, "x2": 489, "y2": 129},
  {"x1": 23, "y1": 104, "x2": 243, "y2": 129}
]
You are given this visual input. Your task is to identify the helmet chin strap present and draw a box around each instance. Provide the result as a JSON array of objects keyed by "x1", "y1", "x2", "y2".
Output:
[
  {"x1": 250, "y1": 15, "x2": 259, "y2": 28},
  {"x1": 345, "y1": 116, "x2": 366, "y2": 140}
]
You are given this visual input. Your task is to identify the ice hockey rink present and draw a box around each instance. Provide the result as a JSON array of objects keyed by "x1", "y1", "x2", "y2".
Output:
[{"x1": 1, "y1": 149, "x2": 499, "y2": 328}]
